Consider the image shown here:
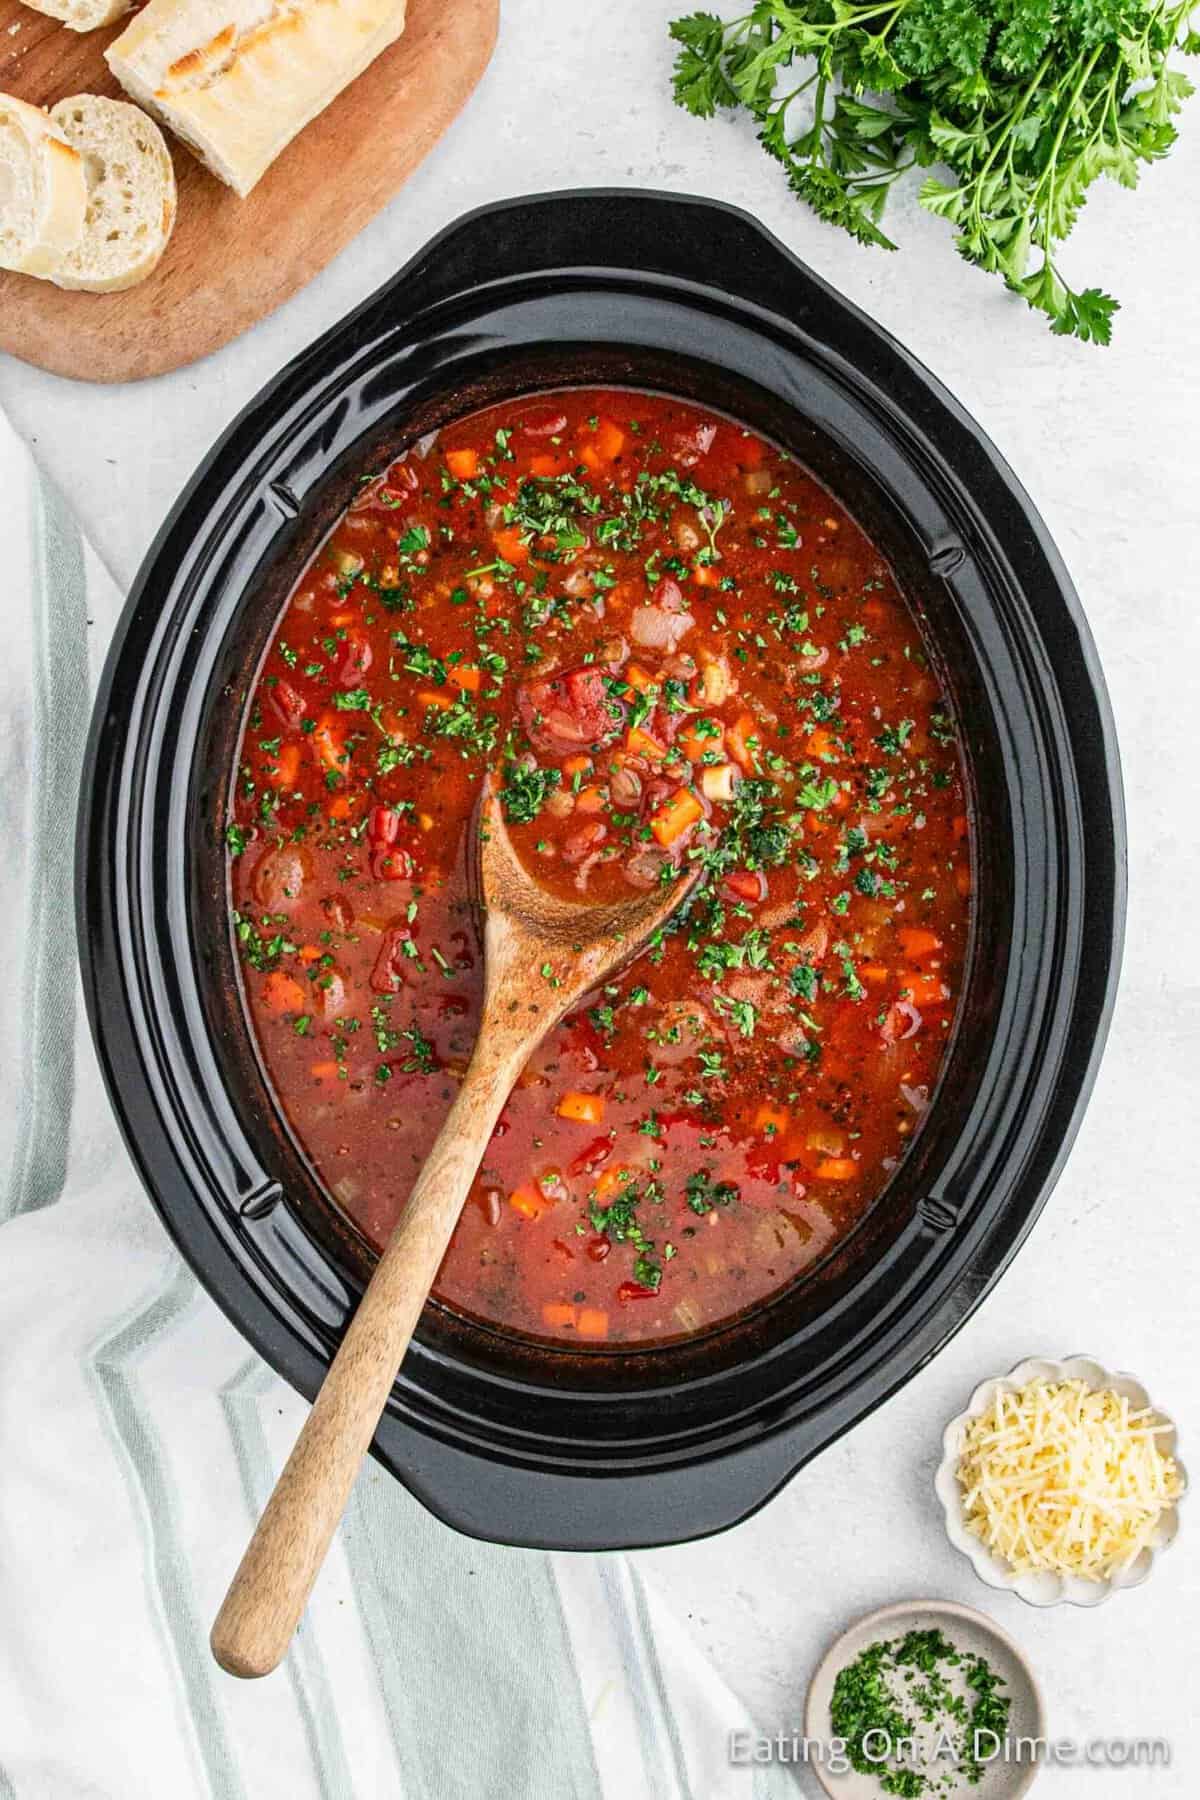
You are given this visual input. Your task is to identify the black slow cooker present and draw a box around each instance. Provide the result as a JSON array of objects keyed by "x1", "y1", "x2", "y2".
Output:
[{"x1": 76, "y1": 191, "x2": 1125, "y2": 1549}]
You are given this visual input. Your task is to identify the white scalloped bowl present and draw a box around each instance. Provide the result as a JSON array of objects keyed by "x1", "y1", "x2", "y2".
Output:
[{"x1": 935, "y1": 1354, "x2": 1187, "y2": 1608}]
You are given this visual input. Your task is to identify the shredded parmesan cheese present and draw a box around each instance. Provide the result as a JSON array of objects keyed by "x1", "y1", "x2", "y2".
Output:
[{"x1": 956, "y1": 1378, "x2": 1184, "y2": 1581}]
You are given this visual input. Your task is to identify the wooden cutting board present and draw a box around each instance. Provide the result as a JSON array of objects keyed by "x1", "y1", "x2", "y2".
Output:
[{"x1": 0, "y1": 0, "x2": 498, "y2": 382}]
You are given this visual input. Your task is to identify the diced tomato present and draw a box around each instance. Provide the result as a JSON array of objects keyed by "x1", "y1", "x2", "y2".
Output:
[
  {"x1": 336, "y1": 632, "x2": 372, "y2": 687},
  {"x1": 569, "y1": 1136, "x2": 614, "y2": 1178},
  {"x1": 370, "y1": 927, "x2": 415, "y2": 993},
  {"x1": 448, "y1": 664, "x2": 482, "y2": 693},
  {"x1": 515, "y1": 404, "x2": 569, "y2": 439},
  {"x1": 616, "y1": 1281, "x2": 659, "y2": 1303},
  {"x1": 373, "y1": 846, "x2": 415, "y2": 882},
  {"x1": 368, "y1": 804, "x2": 401, "y2": 847},
  {"x1": 268, "y1": 679, "x2": 306, "y2": 731},
  {"x1": 517, "y1": 665, "x2": 625, "y2": 755},
  {"x1": 722, "y1": 869, "x2": 767, "y2": 905}
]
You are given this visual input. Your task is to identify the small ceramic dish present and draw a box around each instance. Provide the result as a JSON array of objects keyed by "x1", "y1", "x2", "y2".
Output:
[
  {"x1": 805, "y1": 1598, "x2": 1045, "y2": 1799},
  {"x1": 935, "y1": 1354, "x2": 1186, "y2": 1607}
]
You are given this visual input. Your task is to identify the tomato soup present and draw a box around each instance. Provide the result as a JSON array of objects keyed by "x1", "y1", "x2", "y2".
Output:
[{"x1": 227, "y1": 389, "x2": 971, "y2": 1347}]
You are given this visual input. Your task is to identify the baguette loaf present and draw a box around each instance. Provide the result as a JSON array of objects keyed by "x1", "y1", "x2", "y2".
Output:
[
  {"x1": 49, "y1": 97, "x2": 177, "y2": 292},
  {"x1": 17, "y1": 0, "x2": 132, "y2": 33},
  {"x1": 106, "y1": 0, "x2": 408, "y2": 199},
  {"x1": 0, "y1": 94, "x2": 87, "y2": 278}
]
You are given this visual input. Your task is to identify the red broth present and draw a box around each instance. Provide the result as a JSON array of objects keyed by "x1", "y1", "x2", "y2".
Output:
[{"x1": 228, "y1": 390, "x2": 971, "y2": 1347}]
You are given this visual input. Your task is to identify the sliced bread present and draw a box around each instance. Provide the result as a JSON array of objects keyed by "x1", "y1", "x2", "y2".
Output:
[
  {"x1": 0, "y1": 94, "x2": 87, "y2": 278},
  {"x1": 47, "y1": 96, "x2": 177, "y2": 293},
  {"x1": 17, "y1": 0, "x2": 132, "y2": 32},
  {"x1": 106, "y1": 0, "x2": 408, "y2": 199}
]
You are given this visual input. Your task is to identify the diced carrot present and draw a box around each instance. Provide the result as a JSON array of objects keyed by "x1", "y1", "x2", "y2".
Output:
[
  {"x1": 692, "y1": 561, "x2": 721, "y2": 588},
  {"x1": 298, "y1": 944, "x2": 323, "y2": 965},
  {"x1": 445, "y1": 448, "x2": 479, "y2": 481},
  {"x1": 419, "y1": 689, "x2": 455, "y2": 711},
  {"x1": 579, "y1": 445, "x2": 603, "y2": 473},
  {"x1": 898, "y1": 927, "x2": 942, "y2": 961},
  {"x1": 577, "y1": 1308, "x2": 610, "y2": 1340},
  {"x1": 591, "y1": 1167, "x2": 628, "y2": 1203},
  {"x1": 575, "y1": 786, "x2": 606, "y2": 815},
  {"x1": 448, "y1": 664, "x2": 482, "y2": 693},
  {"x1": 541, "y1": 1303, "x2": 577, "y2": 1330},
  {"x1": 327, "y1": 611, "x2": 355, "y2": 628},
  {"x1": 563, "y1": 754, "x2": 593, "y2": 779},
  {"x1": 900, "y1": 970, "x2": 951, "y2": 1008},
  {"x1": 261, "y1": 971, "x2": 307, "y2": 1014},
  {"x1": 805, "y1": 727, "x2": 837, "y2": 760},
  {"x1": 558, "y1": 1091, "x2": 606, "y2": 1125},
  {"x1": 726, "y1": 712, "x2": 760, "y2": 771},
  {"x1": 650, "y1": 788, "x2": 703, "y2": 847},
  {"x1": 814, "y1": 1157, "x2": 859, "y2": 1182},
  {"x1": 529, "y1": 452, "x2": 569, "y2": 478},
  {"x1": 755, "y1": 1103, "x2": 790, "y2": 1136},
  {"x1": 626, "y1": 725, "x2": 667, "y2": 761},
  {"x1": 328, "y1": 794, "x2": 356, "y2": 820},
  {"x1": 623, "y1": 663, "x2": 658, "y2": 693},
  {"x1": 309, "y1": 1061, "x2": 342, "y2": 1083},
  {"x1": 587, "y1": 418, "x2": 625, "y2": 463},
  {"x1": 509, "y1": 1184, "x2": 554, "y2": 1220},
  {"x1": 680, "y1": 719, "x2": 724, "y2": 762},
  {"x1": 492, "y1": 526, "x2": 529, "y2": 565},
  {"x1": 952, "y1": 814, "x2": 969, "y2": 841},
  {"x1": 860, "y1": 963, "x2": 890, "y2": 986},
  {"x1": 269, "y1": 742, "x2": 301, "y2": 789}
]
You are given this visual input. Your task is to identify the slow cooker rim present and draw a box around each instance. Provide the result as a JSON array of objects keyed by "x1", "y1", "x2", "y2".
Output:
[{"x1": 75, "y1": 189, "x2": 1125, "y2": 1547}]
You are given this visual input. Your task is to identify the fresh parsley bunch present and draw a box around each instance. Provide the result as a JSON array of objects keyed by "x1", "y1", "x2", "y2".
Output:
[{"x1": 670, "y1": 0, "x2": 1199, "y2": 343}]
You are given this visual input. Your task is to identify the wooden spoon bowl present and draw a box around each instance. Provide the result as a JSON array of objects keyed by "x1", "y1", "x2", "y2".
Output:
[{"x1": 210, "y1": 782, "x2": 700, "y2": 1677}]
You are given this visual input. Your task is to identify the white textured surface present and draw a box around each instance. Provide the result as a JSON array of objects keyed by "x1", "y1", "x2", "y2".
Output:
[{"x1": 3, "y1": 1, "x2": 1198, "y2": 1792}]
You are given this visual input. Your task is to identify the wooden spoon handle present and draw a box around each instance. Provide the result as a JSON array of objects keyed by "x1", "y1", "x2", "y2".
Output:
[{"x1": 210, "y1": 1040, "x2": 520, "y2": 1679}]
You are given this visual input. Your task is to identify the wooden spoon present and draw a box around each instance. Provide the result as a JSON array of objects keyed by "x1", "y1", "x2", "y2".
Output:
[{"x1": 210, "y1": 784, "x2": 700, "y2": 1677}]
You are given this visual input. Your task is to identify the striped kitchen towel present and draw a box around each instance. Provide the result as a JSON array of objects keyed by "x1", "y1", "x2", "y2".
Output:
[{"x1": 0, "y1": 408, "x2": 797, "y2": 1800}]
